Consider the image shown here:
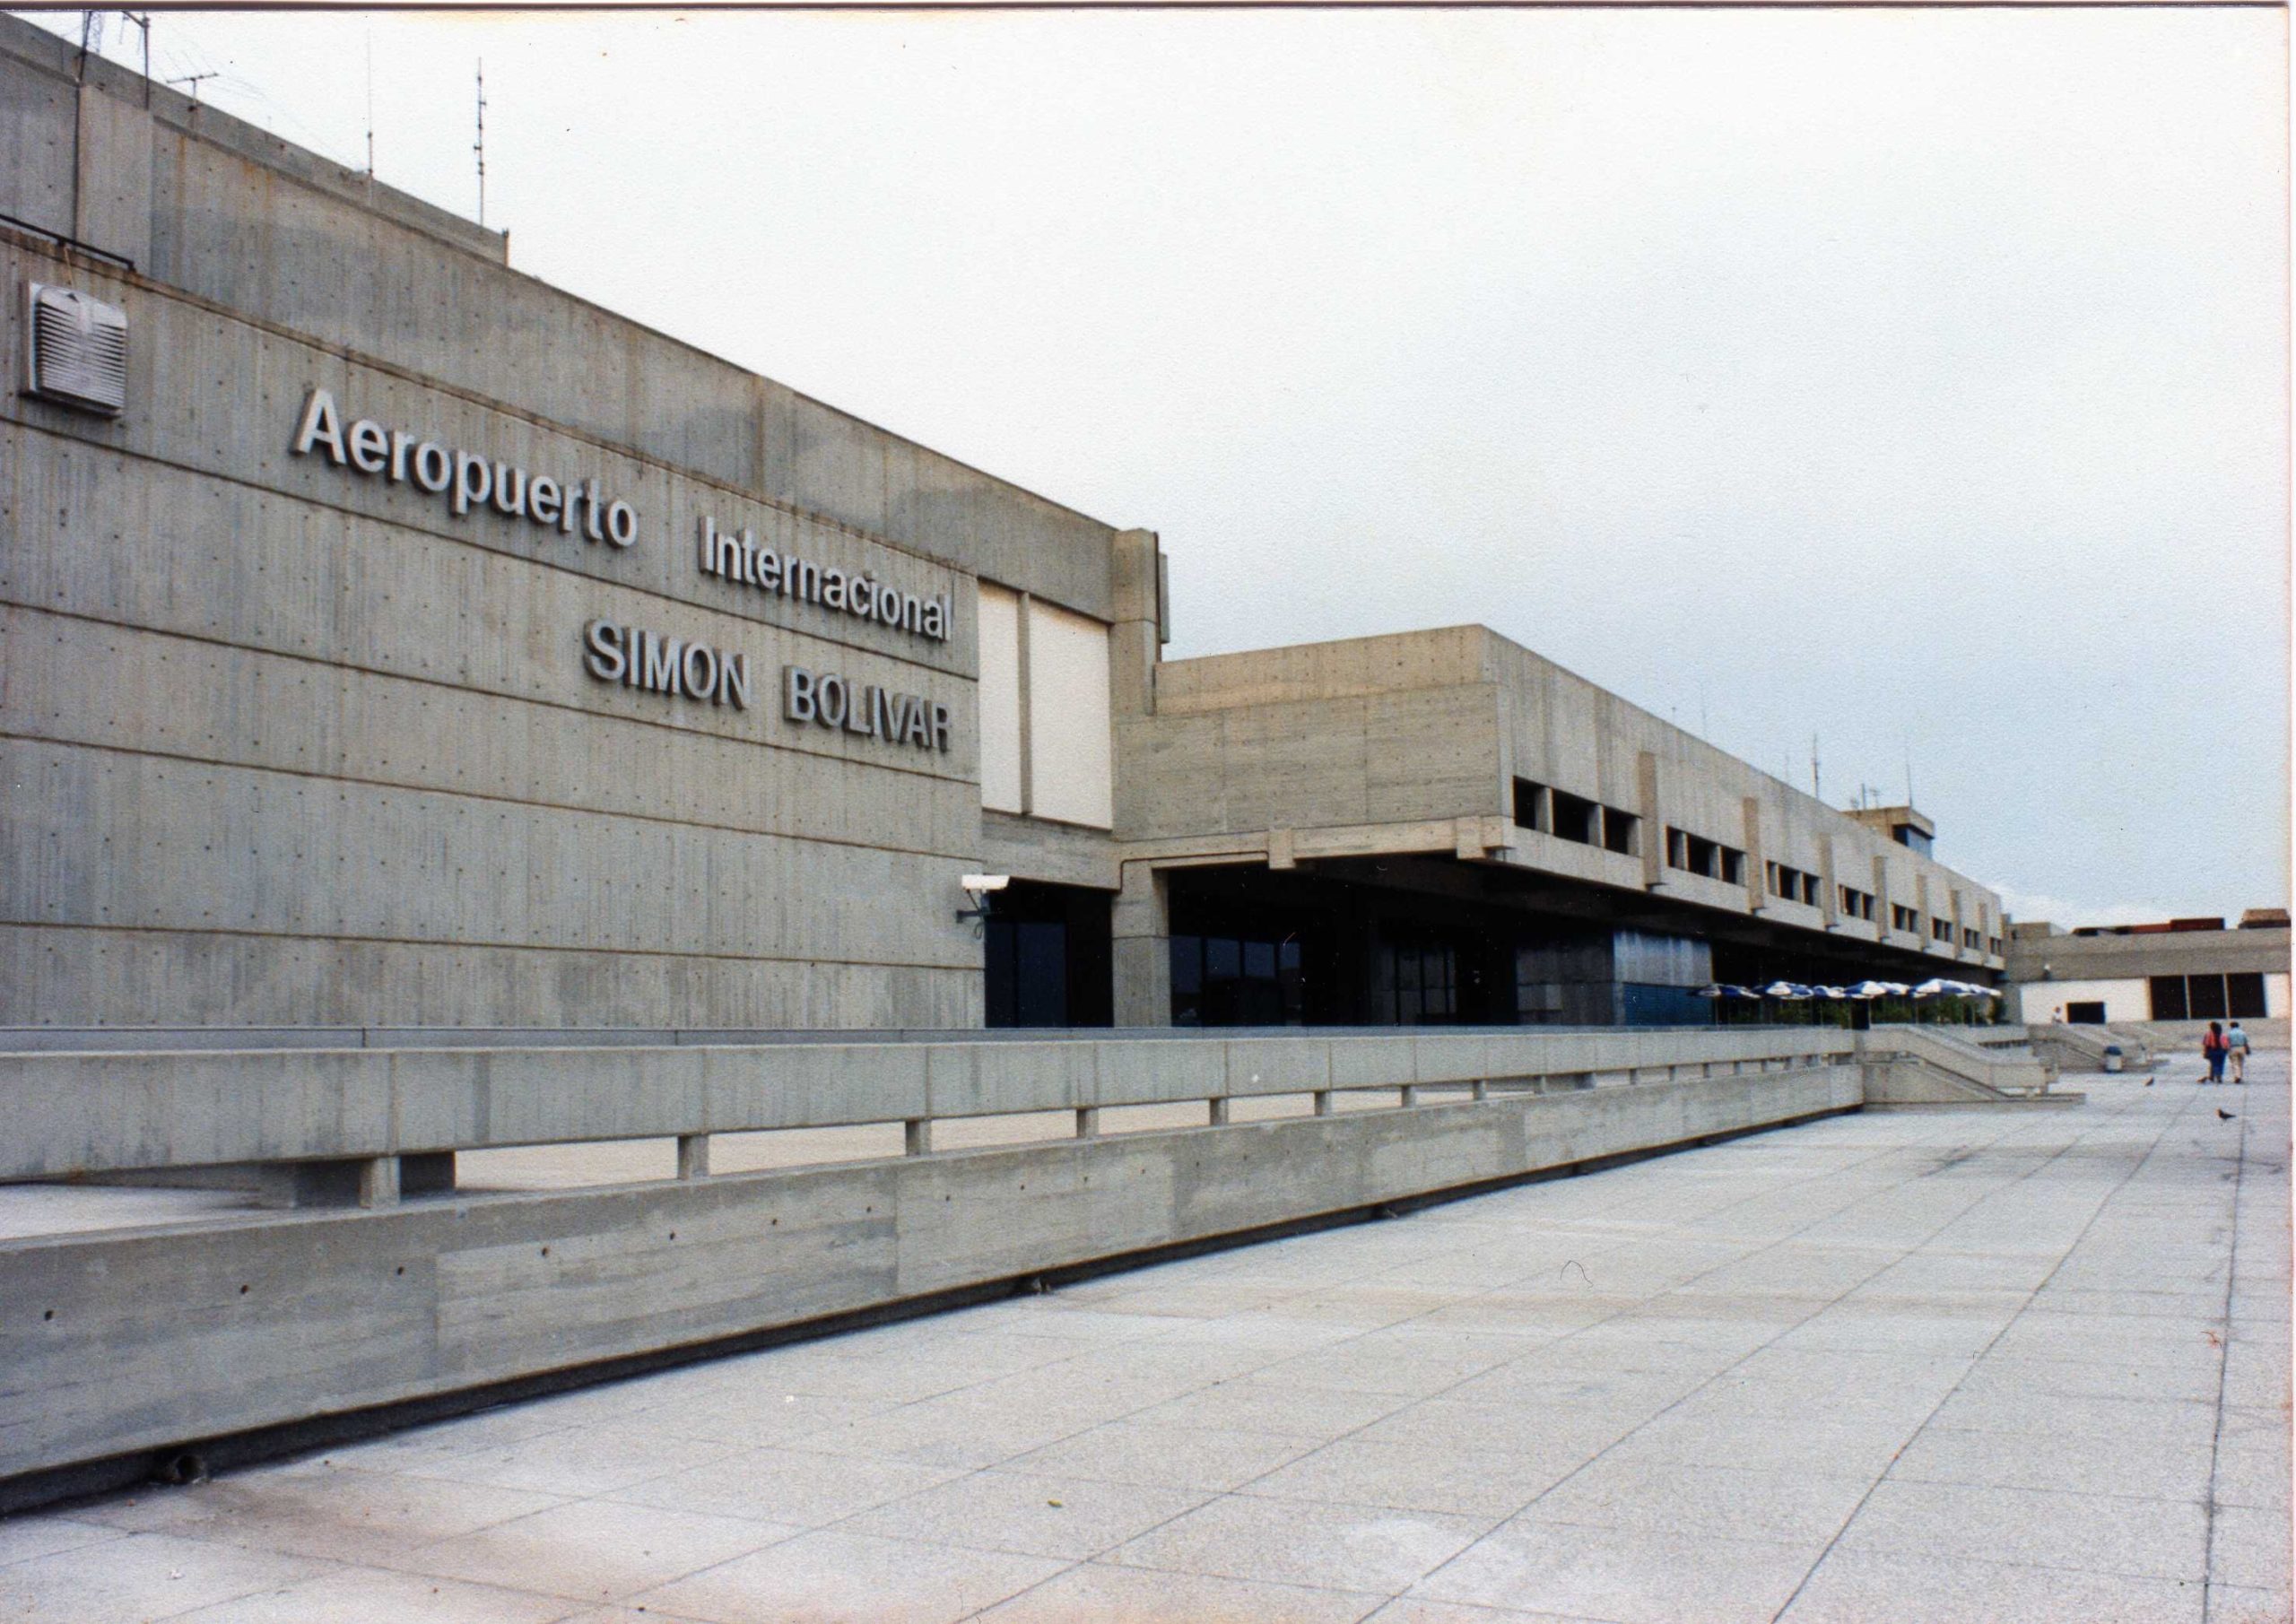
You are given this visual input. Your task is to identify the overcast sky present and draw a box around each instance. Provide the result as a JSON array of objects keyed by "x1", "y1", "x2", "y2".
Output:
[{"x1": 39, "y1": 6, "x2": 2291, "y2": 925}]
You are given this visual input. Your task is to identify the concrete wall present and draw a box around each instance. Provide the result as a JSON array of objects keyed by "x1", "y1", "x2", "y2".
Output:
[
  {"x1": 1, "y1": 1064, "x2": 1859, "y2": 1491},
  {"x1": 0, "y1": 17, "x2": 1129, "y2": 1029},
  {"x1": 2015, "y1": 978, "x2": 2153, "y2": 1025}
]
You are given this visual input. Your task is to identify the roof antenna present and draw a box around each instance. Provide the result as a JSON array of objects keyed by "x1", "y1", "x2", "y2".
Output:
[
  {"x1": 167, "y1": 70, "x2": 216, "y2": 104},
  {"x1": 1811, "y1": 734, "x2": 1821, "y2": 801},
  {"x1": 364, "y1": 24, "x2": 376, "y2": 186},
  {"x1": 473, "y1": 58, "x2": 487, "y2": 227},
  {"x1": 119, "y1": 12, "x2": 151, "y2": 105}
]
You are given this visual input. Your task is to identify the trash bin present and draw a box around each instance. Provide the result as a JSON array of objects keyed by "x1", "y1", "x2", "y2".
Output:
[{"x1": 2102, "y1": 1045, "x2": 2124, "y2": 1073}]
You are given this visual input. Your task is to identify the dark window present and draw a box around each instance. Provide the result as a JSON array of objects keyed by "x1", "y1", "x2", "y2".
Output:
[
  {"x1": 2228, "y1": 973, "x2": 2268, "y2": 1019},
  {"x1": 1550, "y1": 790, "x2": 1599, "y2": 845},
  {"x1": 2150, "y1": 976, "x2": 2188, "y2": 1020},
  {"x1": 1601, "y1": 807, "x2": 1639, "y2": 856},
  {"x1": 1720, "y1": 848, "x2": 1745, "y2": 885},
  {"x1": 1802, "y1": 874, "x2": 1822, "y2": 907},
  {"x1": 2188, "y1": 974, "x2": 2228, "y2": 1020},
  {"x1": 1892, "y1": 826, "x2": 1935, "y2": 857},
  {"x1": 1511, "y1": 777, "x2": 1547, "y2": 831},
  {"x1": 2066, "y1": 1002, "x2": 2107, "y2": 1024}
]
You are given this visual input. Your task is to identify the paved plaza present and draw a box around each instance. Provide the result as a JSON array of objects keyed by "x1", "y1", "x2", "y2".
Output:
[{"x1": 3, "y1": 1055, "x2": 2287, "y2": 1624}]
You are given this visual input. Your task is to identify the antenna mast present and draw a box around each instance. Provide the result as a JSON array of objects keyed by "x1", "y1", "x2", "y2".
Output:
[
  {"x1": 364, "y1": 26, "x2": 376, "y2": 182},
  {"x1": 474, "y1": 59, "x2": 487, "y2": 227},
  {"x1": 1811, "y1": 734, "x2": 1821, "y2": 801}
]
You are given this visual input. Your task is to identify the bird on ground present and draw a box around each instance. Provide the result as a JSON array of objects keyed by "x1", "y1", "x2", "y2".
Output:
[
  {"x1": 2144, "y1": 1077, "x2": 2154, "y2": 1087},
  {"x1": 2217, "y1": 1107, "x2": 2236, "y2": 1121}
]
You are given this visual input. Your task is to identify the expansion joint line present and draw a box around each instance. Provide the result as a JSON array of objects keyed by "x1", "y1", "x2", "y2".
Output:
[{"x1": 2199, "y1": 1085, "x2": 2254, "y2": 1624}]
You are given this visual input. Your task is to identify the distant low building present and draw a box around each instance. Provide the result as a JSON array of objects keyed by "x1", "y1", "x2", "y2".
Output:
[{"x1": 2005, "y1": 916, "x2": 2290, "y2": 1026}]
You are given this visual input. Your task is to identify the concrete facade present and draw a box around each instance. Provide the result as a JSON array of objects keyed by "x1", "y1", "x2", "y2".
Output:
[{"x1": 5, "y1": 20, "x2": 2013, "y2": 1035}]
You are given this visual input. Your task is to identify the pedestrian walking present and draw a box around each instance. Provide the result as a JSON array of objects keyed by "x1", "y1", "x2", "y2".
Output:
[
  {"x1": 2202, "y1": 1021, "x2": 2227, "y2": 1084},
  {"x1": 2227, "y1": 1020, "x2": 2250, "y2": 1084}
]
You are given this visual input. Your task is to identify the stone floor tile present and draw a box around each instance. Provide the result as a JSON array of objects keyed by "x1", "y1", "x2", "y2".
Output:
[
  {"x1": 72, "y1": 1465, "x2": 561, "y2": 1566},
  {"x1": 2206, "y1": 1585, "x2": 2295, "y2": 1624},
  {"x1": 606, "y1": 1446, "x2": 966, "y2": 1525},
  {"x1": 1923, "y1": 1387, "x2": 2220, "y2": 1447},
  {"x1": 1003, "y1": 1419, "x2": 1321, "y2": 1491},
  {"x1": 392, "y1": 1498, "x2": 795, "y2": 1604},
  {"x1": 165, "y1": 1565, "x2": 575, "y2": 1623},
  {"x1": 1128, "y1": 1378, "x2": 1417, "y2": 1439},
  {"x1": 2211, "y1": 1412, "x2": 2294, "y2": 1510},
  {"x1": 1776, "y1": 1545, "x2": 2206, "y2": 1624},
  {"x1": 1351, "y1": 1398, "x2": 1655, "y2": 1463},
  {"x1": 973, "y1": 1559, "x2": 1382, "y2": 1623},
  {"x1": 1239, "y1": 1438, "x2": 1582, "y2": 1519},
  {"x1": 0, "y1": 1531, "x2": 326, "y2": 1624},
  {"x1": 1890, "y1": 1421, "x2": 2216, "y2": 1500},
  {"x1": 1409, "y1": 1519, "x2": 1823, "y2": 1624},
  {"x1": 1951, "y1": 1354, "x2": 2223, "y2": 1405},
  {"x1": 1514, "y1": 1458, "x2": 1876, "y2": 1544},
  {"x1": 2212, "y1": 1504, "x2": 2295, "y2": 1594},
  {"x1": 1603, "y1": 1407, "x2": 1920, "y2": 1479},
  {"x1": 378, "y1": 1421, "x2": 738, "y2": 1497},
  {"x1": 840, "y1": 1466, "x2": 1211, "y2": 1559},
  {"x1": 1252, "y1": 1332, "x2": 1530, "y2": 1397},
  {"x1": 0, "y1": 1514, "x2": 122, "y2": 1568},
  {"x1": 1108, "y1": 1494, "x2": 1492, "y2": 1593},
  {"x1": 633, "y1": 1528, "x2": 1066, "y2": 1624},
  {"x1": 787, "y1": 1393, "x2": 1100, "y2": 1469},
  {"x1": 1361, "y1": 1602, "x2": 1613, "y2": 1624},
  {"x1": 633, "y1": 1388, "x2": 899, "y2": 1449},
  {"x1": 1839, "y1": 1480, "x2": 2208, "y2": 1581}
]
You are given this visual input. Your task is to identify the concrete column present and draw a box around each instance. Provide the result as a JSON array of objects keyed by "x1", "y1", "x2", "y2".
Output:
[
  {"x1": 357, "y1": 1157, "x2": 399, "y2": 1209},
  {"x1": 1742, "y1": 796, "x2": 1766, "y2": 912},
  {"x1": 1399, "y1": 1085, "x2": 1419, "y2": 1107},
  {"x1": 1818, "y1": 835, "x2": 1839, "y2": 928},
  {"x1": 1074, "y1": 1107, "x2": 1100, "y2": 1139},
  {"x1": 676, "y1": 1133, "x2": 711, "y2": 1180},
  {"x1": 1472, "y1": 1080, "x2": 1490, "y2": 1101},
  {"x1": 1111, "y1": 864, "x2": 1171, "y2": 1027},
  {"x1": 1109, "y1": 528, "x2": 1163, "y2": 718},
  {"x1": 1208, "y1": 1097, "x2": 1231, "y2": 1126},
  {"x1": 1637, "y1": 751, "x2": 1663, "y2": 890},
  {"x1": 1313, "y1": 1090, "x2": 1335, "y2": 1116},
  {"x1": 905, "y1": 1119, "x2": 933, "y2": 1156}
]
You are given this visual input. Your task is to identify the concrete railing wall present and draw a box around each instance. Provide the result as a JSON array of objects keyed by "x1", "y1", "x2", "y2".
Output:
[{"x1": 0, "y1": 1027, "x2": 1857, "y2": 1185}]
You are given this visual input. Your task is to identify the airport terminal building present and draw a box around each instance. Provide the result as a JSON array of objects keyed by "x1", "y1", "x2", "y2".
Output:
[{"x1": 2, "y1": 21, "x2": 2009, "y2": 1037}]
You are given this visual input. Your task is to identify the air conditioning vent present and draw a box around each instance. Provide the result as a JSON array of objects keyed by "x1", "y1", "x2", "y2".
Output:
[{"x1": 23, "y1": 282, "x2": 127, "y2": 417}]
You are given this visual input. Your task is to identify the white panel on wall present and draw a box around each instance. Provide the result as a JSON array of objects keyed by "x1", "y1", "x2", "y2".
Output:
[
  {"x1": 1027, "y1": 599, "x2": 1113, "y2": 829},
  {"x1": 977, "y1": 583, "x2": 1023, "y2": 813}
]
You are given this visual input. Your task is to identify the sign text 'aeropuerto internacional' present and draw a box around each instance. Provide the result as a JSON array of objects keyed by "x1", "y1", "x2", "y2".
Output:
[
  {"x1": 698, "y1": 517, "x2": 950, "y2": 644},
  {"x1": 291, "y1": 387, "x2": 639, "y2": 547}
]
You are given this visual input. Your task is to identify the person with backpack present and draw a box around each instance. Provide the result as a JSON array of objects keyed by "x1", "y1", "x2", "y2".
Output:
[
  {"x1": 2227, "y1": 1020, "x2": 2250, "y2": 1084},
  {"x1": 2202, "y1": 1021, "x2": 2227, "y2": 1084}
]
